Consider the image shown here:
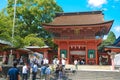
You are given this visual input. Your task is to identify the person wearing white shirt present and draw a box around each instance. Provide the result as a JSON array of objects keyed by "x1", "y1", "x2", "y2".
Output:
[
  {"x1": 61, "y1": 58, "x2": 66, "y2": 68},
  {"x1": 43, "y1": 58, "x2": 49, "y2": 64},
  {"x1": 22, "y1": 63, "x2": 28, "y2": 80},
  {"x1": 56, "y1": 59, "x2": 60, "y2": 65},
  {"x1": 53, "y1": 58, "x2": 56, "y2": 65},
  {"x1": 74, "y1": 60, "x2": 78, "y2": 70}
]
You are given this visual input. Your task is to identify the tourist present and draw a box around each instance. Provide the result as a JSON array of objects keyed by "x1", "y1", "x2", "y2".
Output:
[
  {"x1": 74, "y1": 60, "x2": 78, "y2": 70},
  {"x1": 55, "y1": 64, "x2": 60, "y2": 79},
  {"x1": 45, "y1": 65, "x2": 51, "y2": 80},
  {"x1": 41, "y1": 58, "x2": 44, "y2": 65},
  {"x1": 0, "y1": 65, "x2": 2, "y2": 78},
  {"x1": 22, "y1": 63, "x2": 28, "y2": 80},
  {"x1": 53, "y1": 58, "x2": 57, "y2": 70},
  {"x1": 20, "y1": 56, "x2": 24, "y2": 65},
  {"x1": 61, "y1": 58, "x2": 66, "y2": 69},
  {"x1": 40, "y1": 64, "x2": 47, "y2": 79},
  {"x1": 81, "y1": 59, "x2": 85, "y2": 65},
  {"x1": 58, "y1": 65, "x2": 63, "y2": 79},
  {"x1": 7, "y1": 61, "x2": 20, "y2": 80},
  {"x1": 32, "y1": 62, "x2": 38, "y2": 80},
  {"x1": 43, "y1": 58, "x2": 49, "y2": 64},
  {"x1": 53, "y1": 58, "x2": 56, "y2": 65},
  {"x1": 56, "y1": 58, "x2": 60, "y2": 65}
]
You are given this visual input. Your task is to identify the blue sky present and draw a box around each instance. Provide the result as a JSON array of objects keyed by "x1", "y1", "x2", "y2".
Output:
[{"x1": 0, "y1": 0, "x2": 120, "y2": 38}]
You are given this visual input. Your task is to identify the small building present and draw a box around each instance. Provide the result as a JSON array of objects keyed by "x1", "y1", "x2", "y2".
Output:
[
  {"x1": 0, "y1": 39, "x2": 12, "y2": 64},
  {"x1": 43, "y1": 11, "x2": 114, "y2": 65},
  {"x1": 105, "y1": 36, "x2": 120, "y2": 53},
  {"x1": 105, "y1": 36, "x2": 120, "y2": 69},
  {"x1": 25, "y1": 46, "x2": 56, "y2": 63}
]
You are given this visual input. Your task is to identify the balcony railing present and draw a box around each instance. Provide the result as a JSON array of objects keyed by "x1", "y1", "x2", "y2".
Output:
[{"x1": 53, "y1": 36, "x2": 102, "y2": 40}]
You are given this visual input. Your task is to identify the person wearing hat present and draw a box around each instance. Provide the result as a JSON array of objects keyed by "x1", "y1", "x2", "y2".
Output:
[{"x1": 7, "y1": 61, "x2": 20, "y2": 80}]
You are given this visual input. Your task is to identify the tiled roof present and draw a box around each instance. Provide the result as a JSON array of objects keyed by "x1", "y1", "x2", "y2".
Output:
[
  {"x1": 105, "y1": 36, "x2": 120, "y2": 49},
  {"x1": 105, "y1": 46, "x2": 120, "y2": 49},
  {"x1": 0, "y1": 39, "x2": 12, "y2": 46},
  {"x1": 25, "y1": 45, "x2": 49, "y2": 49},
  {"x1": 43, "y1": 11, "x2": 113, "y2": 26},
  {"x1": 113, "y1": 36, "x2": 120, "y2": 47}
]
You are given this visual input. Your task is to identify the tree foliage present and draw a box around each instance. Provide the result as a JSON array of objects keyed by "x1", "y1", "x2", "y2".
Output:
[
  {"x1": 0, "y1": 11, "x2": 12, "y2": 41},
  {"x1": 106, "y1": 31, "x2": 116, "y2": 44},
  {"x1": 98, "y1": 31, "x2": 116, "y2": 52},
  {"x1": 2, "y1": 0, "x2": 63, "y2": 48},
  {"x1": 24, "y1": 34, "x2": 45, "y2": 46}
]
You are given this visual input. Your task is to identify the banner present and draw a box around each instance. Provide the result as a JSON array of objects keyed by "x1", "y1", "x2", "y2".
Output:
[
  {"x1": 60, "y1": 49, "x2": 67, "y2": 58},
  {"x1": 88, "y1": 49, "x2": 95, "y2": 58}
]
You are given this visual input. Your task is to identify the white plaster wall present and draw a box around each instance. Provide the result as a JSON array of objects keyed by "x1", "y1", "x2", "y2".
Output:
[{"x1": 114, "y1": 53, "x2": 120, "y2": 65}]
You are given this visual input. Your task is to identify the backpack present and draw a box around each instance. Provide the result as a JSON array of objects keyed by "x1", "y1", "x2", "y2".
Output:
[{"x1": 43, "y1": 66, "x2": 47, "y2": 74}]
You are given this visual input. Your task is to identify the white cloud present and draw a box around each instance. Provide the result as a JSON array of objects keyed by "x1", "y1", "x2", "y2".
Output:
[
  {"x1": 114, "y1": 26, "x2": 120, "y2": 32},
  {"x1": 102, "y1": 8, "x2": 108, "y2": 11},
  {"x1": 88, "y1": 0, "x2": 107, "y2": 8}
]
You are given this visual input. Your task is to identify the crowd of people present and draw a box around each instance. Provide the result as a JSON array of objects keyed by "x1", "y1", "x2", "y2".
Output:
[
  {"x1": 5, "y1": 54, "x2": 67, "y2": 80},
  {"x1": 74, "y1": 59, "x2": 85, "y2": 70},
  {"x1": 0, "y1": 54, "x2": 87, "y2": 80}
]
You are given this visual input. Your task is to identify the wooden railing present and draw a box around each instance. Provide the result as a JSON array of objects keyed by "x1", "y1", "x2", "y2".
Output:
[{"x1": 53, "y1": 36, "x2": 102, "y2": 40}]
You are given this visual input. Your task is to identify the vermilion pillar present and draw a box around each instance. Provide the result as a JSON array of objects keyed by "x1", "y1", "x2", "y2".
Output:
[
  {"x1": 58, "y1": 47, "x2": 60, "y2": 61},
  {"x1": 67, "y1": 43, "x2": 70, "y2": 64},
  {"x1": 86, "y1": 46, "x2": 88, "y2": 64},
  {"x1": 95, "y1": 46, "x2": 98, "y2": 65}
]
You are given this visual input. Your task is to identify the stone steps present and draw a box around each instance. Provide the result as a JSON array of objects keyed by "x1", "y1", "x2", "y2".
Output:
[
  {"x1": 65, "y1": 65, "x2": 112, "y2": 70},
  {"x1": 68, "y1": 71, "x2": 120, "y2": 80}
]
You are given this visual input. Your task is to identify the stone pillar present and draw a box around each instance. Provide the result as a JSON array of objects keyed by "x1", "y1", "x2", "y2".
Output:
[
  {"x1": 108, "y1": 51, "x2": 116, "y2": 70},
  {"x1": 8, "y1": 50, "x2": 13, "y2": 65},
  {"x1": 110, "y1": 54, "x2": 115, "y2": 70},
  {"x1": 99, "y1": 55, "x2": 102, "y2": 65},
  {"x1": 2, "y1": 51, "x2": 7, "y2": 64}
]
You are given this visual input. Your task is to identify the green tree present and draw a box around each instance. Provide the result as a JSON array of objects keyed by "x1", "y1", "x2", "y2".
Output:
[
  {"x1": 106, "y1": 31, "x2": 116, "y2": 44},
  {"x1": 98, "y1": 31, "x2": 116, "y2": 52},
  {"x1": 5, "y1": 0, "x2": 63, "y2": 48},
  {"x1": 24, "y1": 34, "x2": 45, "y2": 46},
  {"x1": 0, "y1": 11, "x2": 12, "y2": 41}
]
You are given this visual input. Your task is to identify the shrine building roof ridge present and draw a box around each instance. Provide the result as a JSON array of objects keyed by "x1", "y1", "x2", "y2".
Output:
[
  {"x1": 55, "y1": 11, "x2": 103, "y2": 17},
  {"x1": 43, "y1": 10, "x2": 113, "y2": 26}
]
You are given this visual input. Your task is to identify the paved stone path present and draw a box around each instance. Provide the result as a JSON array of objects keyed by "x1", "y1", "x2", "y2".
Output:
[
  {"x1": 68, "y1": 70, "x2": 120, "y2": 80},
  {"x1": 0, "y1": 70, "x2": 120, "y2": 80}
]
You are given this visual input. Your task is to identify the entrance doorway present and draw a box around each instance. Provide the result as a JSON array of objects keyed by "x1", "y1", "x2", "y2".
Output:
[{"x1": 70, "y1": 51, "x2": 86, "y2": 64}]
